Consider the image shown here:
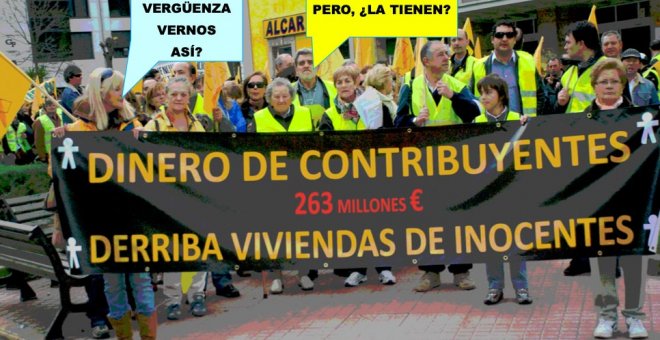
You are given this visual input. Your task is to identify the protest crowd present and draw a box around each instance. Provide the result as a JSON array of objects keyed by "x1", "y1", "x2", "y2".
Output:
[{"x1": 2, "y1": 19, "x2": 660, "y2": 339}]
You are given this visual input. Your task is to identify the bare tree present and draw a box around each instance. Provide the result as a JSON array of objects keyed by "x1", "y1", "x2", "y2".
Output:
[{"x1": 1, "y1": 0, "x2": 71, "y2": 71}]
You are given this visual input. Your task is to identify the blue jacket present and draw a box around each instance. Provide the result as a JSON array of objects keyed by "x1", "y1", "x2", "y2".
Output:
[
  {"x1": 218, "y1": 98, "x2": 246, "y2": 132},
  {"x1": 623, "y1": 75, "x2": 660, "y2": 107}
]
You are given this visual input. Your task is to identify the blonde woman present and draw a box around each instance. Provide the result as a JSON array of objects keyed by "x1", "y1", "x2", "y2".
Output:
[{"x1": 53, "y1": 68, "x2": 153, "y2": 339}]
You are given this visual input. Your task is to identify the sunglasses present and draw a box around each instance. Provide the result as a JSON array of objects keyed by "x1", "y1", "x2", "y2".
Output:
[
  {"x1": 247, "y1": 82, "x2": 266, "y2": 89},
  {"x1": 493, "y1": 31, "x2": 517, "y2": 39},
  {"x1": 100, "y1": 68, "x2": 114, "y2": 82}
]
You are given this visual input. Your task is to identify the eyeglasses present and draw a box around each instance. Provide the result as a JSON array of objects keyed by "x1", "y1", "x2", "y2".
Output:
[
  {"x1": 100, "y1": 68, "x2": 113, "y2": 82},
  {"x1": 493, "y1": 31, "x2": 517, "y2": 39},
  {"x1": 596, "y1": 79, "x2": 621, "y2": 86},
  {"x1": 247, "y1": 82, "x2": 266, "y2": 89}
]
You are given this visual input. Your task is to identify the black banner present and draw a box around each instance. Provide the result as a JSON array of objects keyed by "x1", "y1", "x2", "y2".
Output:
[{"x1": 52, "y1": 107, "x2": 660, "y2": 274}]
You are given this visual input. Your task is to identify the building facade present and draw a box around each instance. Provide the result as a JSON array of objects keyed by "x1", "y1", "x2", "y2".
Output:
[{"x1": 0, "y1": 0, "x2": 130, "y2": 87}]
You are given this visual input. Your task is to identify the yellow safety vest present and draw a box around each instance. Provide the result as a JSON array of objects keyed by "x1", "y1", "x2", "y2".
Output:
[
  {"x1": 474, "y1": 109, "x2": 521, "y2": 123},
  {"x1": 450, "y1": 55, "x2": 476, "y2": 87},
  {"x1": 6, "y1": 123, "x2": 31, "y2": 152},
  {"x1": 323, "y1": 106, "x2": 367, "y2": 131},
  {"x1": 472, "y1": 52, "x2": 538, "y2": 116},
  {"x1": 254, "y1": 106, "x2": 313, "y2": 133},
  {"x1": 292, "y1": 78, "x2": 337, "y2": 129},
  {"x1": 37, "y1": 114, "x2": 61, "y2": 153},
  {"x1": 410, "y1": 73, "x2": 466, "y2": 126},
  {"x1": 191, "y1": 93, "x2": 208, "y2": 119},
  {"x1": 560, "y1": 56, "x2": 606, "y2": 113},
  {"x1": 5, "y1": 124, "x2": 17, "y2": 152}
]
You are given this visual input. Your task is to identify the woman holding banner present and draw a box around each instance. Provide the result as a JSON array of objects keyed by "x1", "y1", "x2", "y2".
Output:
[
  {"x1": 53, "y1": 67, "x2": 154, "y2": 339},
  {"x1": 586, "y1": 58, "x2": 648, "y2": 339},
  {"x1": 317, "y1": 64, "x2": 397, "y2": 286},
  {"x1": 318, "y1": 64, "x2": 395, "y2": 131},
  {"x1": 142, "y1": 76, "x2": 208, "y2": 322},
  {"x1": 248, "y1": 77, "x2": 316, "y2": 292}
]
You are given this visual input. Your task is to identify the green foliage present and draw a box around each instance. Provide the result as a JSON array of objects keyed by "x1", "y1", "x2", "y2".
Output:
[
  {"x1": 25, "y1": 65, "x2": 49, "y2": 81},
  {"x1": 0, "y1": 163, "x2": 50, "y2": 199}
]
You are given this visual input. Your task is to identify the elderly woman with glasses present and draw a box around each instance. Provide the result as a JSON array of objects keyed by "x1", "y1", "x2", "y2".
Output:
[{"x1": 587, "y1": 58, "x2": 648, "y2": 339}]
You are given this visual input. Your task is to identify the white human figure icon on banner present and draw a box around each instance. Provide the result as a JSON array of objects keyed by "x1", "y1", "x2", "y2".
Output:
[
  {"x1": 636, "y1": 112, "x2": 658, "y2": 145},
  {"x1": 58, "y1": 137, "x2": 79, "y2": 170},
  {"x1": 66, "y1": 237, "x2": 82, "y2": 269},
  {"x1": 643, "y1": 212, "x2": 660, "y2": 253}
]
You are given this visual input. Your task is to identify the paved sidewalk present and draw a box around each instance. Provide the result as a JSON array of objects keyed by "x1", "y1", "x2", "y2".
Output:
[{"x1": 1, "y1": 259, "x2": 659, "y2": 339}]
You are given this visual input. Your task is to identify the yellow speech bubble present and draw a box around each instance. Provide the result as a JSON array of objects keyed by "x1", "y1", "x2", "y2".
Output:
[{"x1": 307, "y1": 0, "x2": 457, "y2": 66}]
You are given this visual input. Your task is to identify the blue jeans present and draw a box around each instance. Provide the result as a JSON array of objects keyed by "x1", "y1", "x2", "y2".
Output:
[
  {"x1": 486, "y1": 260, "x2": 528, "y2": 290},
  {"x1": 103, "y1": 273, "x2": 155, "y2": 319}
]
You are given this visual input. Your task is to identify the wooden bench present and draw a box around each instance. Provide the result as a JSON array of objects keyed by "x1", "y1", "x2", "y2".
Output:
[
  {"x1": 0, "y1": 219, "x2": 88, "y2": 339},
  {"x1": 0, "y1": 192, "x2": 54, "y2": 227}
]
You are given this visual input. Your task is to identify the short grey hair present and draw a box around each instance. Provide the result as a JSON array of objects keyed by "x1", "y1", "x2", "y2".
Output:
[
  {"x1": 601, "y1": 30, "x2": 621, "y2": 44},
  {"x1": 265, "y1": 77, "x2": 296, "y2": 103},
  {"x1": 421, "y1": 40, "x2": 447, "y2": 61},
  {"x1": 166, "y1": 76, "x2": 193, "y2": 95},
  {"x1": 275, "y1": 53, "x2": 293, "y2": 69}
]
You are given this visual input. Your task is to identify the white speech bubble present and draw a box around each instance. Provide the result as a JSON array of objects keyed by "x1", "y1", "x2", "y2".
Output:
[{"x1": 123, "y1": 0, "x2": 243, "y2": 96}]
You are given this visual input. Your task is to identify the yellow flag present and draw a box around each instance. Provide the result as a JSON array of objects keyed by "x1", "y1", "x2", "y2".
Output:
[
  {"x1": 0, "y1": 52, "x2": 32, "y2": 139},
  {"x1": 463, "y1": 18, "x2": 475, "y2": 56},
  {"x1": 31, "y1": 75, "x2": 44, "y2": 117},
  {"x1": 131, "y1": 80, "x2": 143, "y2": 95},
  {"x1": 474, "y1": 36, "x2": 482, "y2": 59},
  {"x1": 235, "y1": 65, "x2": 242, "y2": 84},
  {"x1": 203, "y1": 62, "x2": 231, "y2": 114},
  {"x1": 534, "y1": 36, "x2": 545, "y2": 76},
  {"x1": 414, "y1": 37, "x2": 428, "y2": 78},
  {"x1": 316, "y1": 47, "x2": 344, "y2": 82},
  {"x1": 391, "y1": 38, "x2": 414, "y2": 76},
  {"x1": 355, "y1": 38, "x2": 376, "y2": 69},
  {"x1": 588, "y1": 5, "x2": 598, "y2": 32}
]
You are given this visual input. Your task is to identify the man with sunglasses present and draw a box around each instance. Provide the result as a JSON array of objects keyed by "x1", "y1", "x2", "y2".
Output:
[
  {"x1": 292, "y1": 48, "x2": 337, "y2": 128},
  {"x1": 472, "y1": 20, "x2": 548, "y2": 118},
  {"x1": 60, "y1": 65, "x2": 83, "y2": 124}
]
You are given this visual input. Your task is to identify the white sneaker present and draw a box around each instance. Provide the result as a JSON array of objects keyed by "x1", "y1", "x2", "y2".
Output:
[
  {"x1": 298, "y1": 275, "x2": 314, "y2": 290},
  {"x1": 344, "y1": 272, "x2": 367, "y2": 287},
  {"x1": 626, "y1": 317, "x2": 648, "y2": 339},
  {"x1": 378, "y1": 270, "x2": 396, "y2": 285},
  {"x1": 593, "y1": 318, "x2": 617, "y2": 338},
  {"x1": 270, "y1": 279, "x2": 283, "y2": 294}
]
